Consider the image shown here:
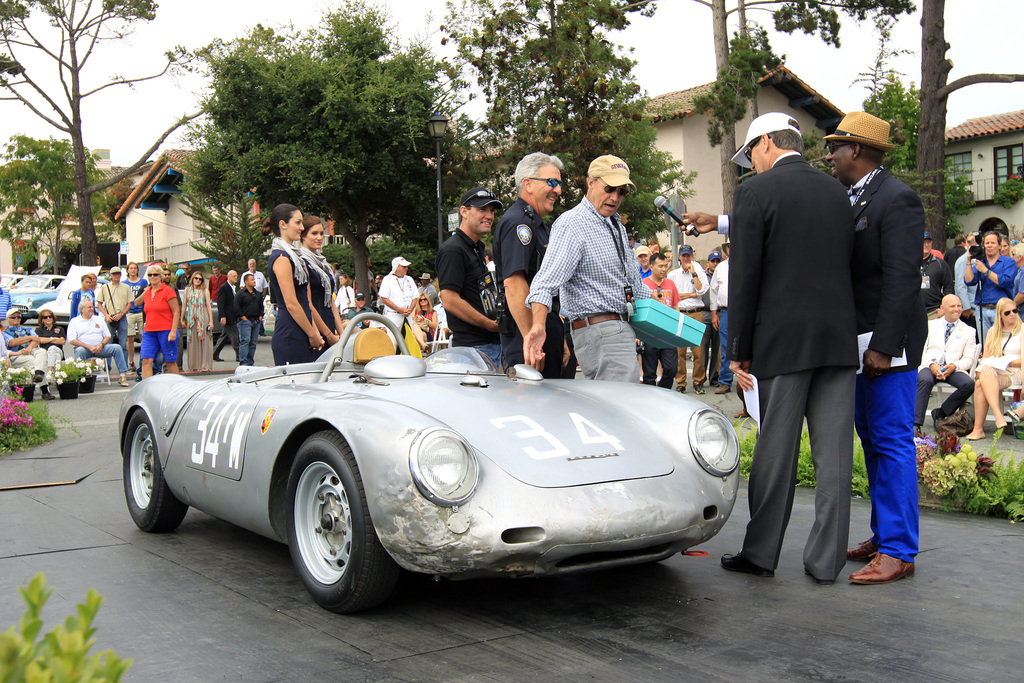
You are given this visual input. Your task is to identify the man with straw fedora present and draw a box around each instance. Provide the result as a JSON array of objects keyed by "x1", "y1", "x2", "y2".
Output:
[{"x1": 826, "y1": 111, "x2": 927, "y2": 585}]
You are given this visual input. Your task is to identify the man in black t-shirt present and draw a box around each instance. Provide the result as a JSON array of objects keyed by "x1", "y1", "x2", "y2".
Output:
[{"x1": 435, "y1": 187, "x2": 503, "y2": 368}]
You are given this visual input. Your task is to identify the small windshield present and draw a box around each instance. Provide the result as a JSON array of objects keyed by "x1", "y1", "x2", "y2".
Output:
[
  {"x1": 424, "y1": 347, "x2": 499, "y2": 374},
  {"x1": 12, "y1": 275, "x2": 50, "y2": 289}
]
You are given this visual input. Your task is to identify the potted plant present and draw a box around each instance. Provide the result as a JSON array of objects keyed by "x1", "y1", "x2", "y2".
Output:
[
  {"x1": 79, "y1": 359, "x2": 98, "y2": 394},
  {"x1": 3, "y1": 365, "x2": 36, "y2": 402},
  {"x1": 52, "y1": 359, "x2": 91, "y2": 400}
]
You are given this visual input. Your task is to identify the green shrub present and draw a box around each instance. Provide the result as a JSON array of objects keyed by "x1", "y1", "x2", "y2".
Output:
[
  {"x1": 736, "y1": 420, "x2": 869, "y2": 498},
  {"x1": 0, "y1": 397, "x2": 60, "y2": 457},
  {"x1": 0, "y1": 573, "x2": 131, "y2": 682},
  {"x1": 993, "y1": 176, "x2": 1024, "y2": 209}
]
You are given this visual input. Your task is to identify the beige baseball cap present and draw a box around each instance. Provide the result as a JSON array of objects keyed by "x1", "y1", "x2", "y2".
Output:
[{"x1": 588, "y1": 155, "x2": 636, "y2": 190}]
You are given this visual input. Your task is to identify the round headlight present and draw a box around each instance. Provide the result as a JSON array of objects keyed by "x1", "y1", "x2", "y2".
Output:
[
  {"x1": 409, "y1": 428, "x2": 478, "y2": 506},
  {"x1": 688, "y1": 410, "x2": 740, "y2": 476}
]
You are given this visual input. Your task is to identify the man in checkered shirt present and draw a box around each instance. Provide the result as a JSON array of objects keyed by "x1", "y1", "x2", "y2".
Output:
[{"x1": 524, "y1": 155, "x2": 650, "y2": 382}]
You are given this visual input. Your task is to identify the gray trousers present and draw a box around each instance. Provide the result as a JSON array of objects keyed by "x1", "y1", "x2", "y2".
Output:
[
  {"x1": 571, "y1": 319, "x2": 637, "y2": 383},
  {"x1": 742, "y1": 366, "x2": 855, "y2": 581}
]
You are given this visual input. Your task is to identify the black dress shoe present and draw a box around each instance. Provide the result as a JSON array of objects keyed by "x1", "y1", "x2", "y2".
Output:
[
  {"x1": 213, "y1": 356, "x2": 223, "y2": 362},
  {"x1": 721, "y1": 552, "x2": 774, "y2": 577},
  {"x1": 931, "y1": 408, "x2": 945, "y2": 432}
]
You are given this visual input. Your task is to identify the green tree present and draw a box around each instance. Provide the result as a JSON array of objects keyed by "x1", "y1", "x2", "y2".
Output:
[
  {"x1": 189, "y1": 1, "x2": 442, "y2": 296},
  {"x1": 0, "y1": 135, "x2": 102, "y2": 272},
  {"x1": 445, "y1": 0, "x2": 691, "y2": 239},
  {"x1": 0, "y1": 1, "x2": 201, "y2": 268},
  {"x1": 179, "y1": 188, "x2": 271, "y2": 275}
]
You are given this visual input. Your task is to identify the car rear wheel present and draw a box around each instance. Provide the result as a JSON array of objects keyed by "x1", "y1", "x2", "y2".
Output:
[
  {"x1": 286, "y1": 430, "x2": 399, "y2": 613},
  {"x1": 122, "y1": 411, "x2": 188, "y2": 532}
]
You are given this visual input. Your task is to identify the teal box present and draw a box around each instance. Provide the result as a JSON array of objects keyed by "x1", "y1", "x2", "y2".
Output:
[{"x1": 630, "y1": 299, "x2": 706, "y2": 349}]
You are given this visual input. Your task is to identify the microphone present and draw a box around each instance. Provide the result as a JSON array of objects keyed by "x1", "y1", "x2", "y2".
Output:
[{"x1": 655, "y1": 195, "x2": 697, "y2": 236}]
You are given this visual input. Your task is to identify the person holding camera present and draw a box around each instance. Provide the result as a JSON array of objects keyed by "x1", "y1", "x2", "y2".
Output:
[
  {"x1": 964, "y1": 230, "x2": 1016, "y2": 344},
  {"x1": 436, "y1": 187, "x2": 503, "y2": 368}
]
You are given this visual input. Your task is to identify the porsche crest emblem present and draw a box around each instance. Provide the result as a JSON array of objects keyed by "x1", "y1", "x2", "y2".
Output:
[{"x1": 261, "y1": 407, "x2": 277, "y2": 435}]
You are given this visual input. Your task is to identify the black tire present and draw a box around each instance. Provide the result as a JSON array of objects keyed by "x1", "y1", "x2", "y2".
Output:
[
  {"x1": 286, "y1": 430, "x2": 399, "y2": 613},
  {"x1": 122, "y1": 411, "x2": 188, "y2": 532}
]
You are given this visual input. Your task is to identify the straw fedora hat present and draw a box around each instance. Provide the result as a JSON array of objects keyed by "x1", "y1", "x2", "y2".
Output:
[{"x1": 823, "y1": 111, "x2": 895, "y2": 152}]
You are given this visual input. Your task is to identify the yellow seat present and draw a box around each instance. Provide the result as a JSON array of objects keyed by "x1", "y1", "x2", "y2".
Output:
[{"x1": 352, "y1": 328, "x2": 396, "y2": 364}]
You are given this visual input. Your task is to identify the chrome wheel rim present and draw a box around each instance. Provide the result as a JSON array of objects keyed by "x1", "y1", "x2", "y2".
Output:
[
  {"x1": 129, "y1": 423, "x2": 155, "y2": 508},
  {"x1": 294, "y1": 461, "x2": 353, "y2": 584}
]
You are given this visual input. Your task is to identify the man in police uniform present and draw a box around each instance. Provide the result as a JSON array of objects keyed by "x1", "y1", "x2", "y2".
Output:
[
  {"x1": 493, "y1": 152, "x2": 569, "y2": 376},
  {"x1": 436, "y1": 187, "x2": 504, "y2": 368}
]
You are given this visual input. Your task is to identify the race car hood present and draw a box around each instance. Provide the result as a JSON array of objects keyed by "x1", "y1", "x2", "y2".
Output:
[{"x1": 360, "y1": 374, "x2": 679, "y2": 488}]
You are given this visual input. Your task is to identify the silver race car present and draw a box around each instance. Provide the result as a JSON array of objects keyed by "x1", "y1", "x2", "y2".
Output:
[{"x1": 120, "y1": 313, "x2": 740, "y2": 613}]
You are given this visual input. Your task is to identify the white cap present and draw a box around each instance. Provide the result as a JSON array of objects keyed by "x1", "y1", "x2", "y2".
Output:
[
  {"x1": 731, "y1": 112, "x2": 802, "y2": 168},
  {"x1": 391, "y1": 256, "x2": 411, "y2": 273}
]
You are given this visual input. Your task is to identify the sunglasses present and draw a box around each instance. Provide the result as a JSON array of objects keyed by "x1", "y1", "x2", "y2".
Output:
[
  {"x1": 1004, "y1": 309, "x2": 1019, "y2": 317},
  {"x1": 40, "y1": 315, "x2": 53, "y2": 320},
  {"x1": 529, "y1": 177, "x2": 562, "y2": 189},
  {"x1": 826, "y1": 141, "x2": 853, "y2": 154},
  {"x1": 600, "y1": 181, "x2": 629, "y2": 197}
]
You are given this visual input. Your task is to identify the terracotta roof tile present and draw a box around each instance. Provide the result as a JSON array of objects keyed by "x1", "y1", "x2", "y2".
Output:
[
  {"x1": 945, "y1": 110, "x2": 1024, "y2": 142},
  {"x1": 645, "y1": 65, "x2": 843, "y2": 124}
]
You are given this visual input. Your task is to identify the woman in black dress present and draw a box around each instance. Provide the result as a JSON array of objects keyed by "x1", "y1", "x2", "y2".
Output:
[
  {"x1": 264, "y1": 204, "x2": 324, "y2": 365},
  {"x1": 300, "y1": 215, "x2": 345, "y2": 347}
]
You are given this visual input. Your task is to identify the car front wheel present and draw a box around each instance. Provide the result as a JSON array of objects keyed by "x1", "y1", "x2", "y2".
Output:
[
  {"x1": 122, "y1": 411, "x2": 188, "y2": 532},
  {"x1": 286, "y1": 430, "x2": 399, "y2": 613}
]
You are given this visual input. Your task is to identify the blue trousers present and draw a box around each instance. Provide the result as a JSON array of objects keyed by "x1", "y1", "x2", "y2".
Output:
[
  {"x1": 854, "y1": 370, "x2": 919, "y2": 563},
  {"x1": 237, "y1": 319, "x2": 258, "y2": 366},
  {"x1": 717, "y1": 309, "x2": 733, "y2": 388}
]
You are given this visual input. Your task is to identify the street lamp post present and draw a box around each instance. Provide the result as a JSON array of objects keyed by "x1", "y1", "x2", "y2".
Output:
[{"x1": 427, "y1": 113, "x2": 449, "y2": 248}]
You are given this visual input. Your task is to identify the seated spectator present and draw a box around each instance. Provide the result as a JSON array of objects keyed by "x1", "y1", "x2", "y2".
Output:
[
  {"x1": 67, "y1": 299, "x2": 131, "y2": 386},
  {"x1": 345, "y1": 293, "x2": 371, "y2": 330},
  {"x1": 412, "y1": 294, "x2": 439, "y2": 344},
  {"x1": 965, "y1": 297, "x2": 1022, "y2": 440},
  {"x1": 3, "y1": 308, "x2": 48, "y2": 386},
  {"x1": 33, "y1": 308, "x2": 65, "y2": 400},
  {"x1": 916, "y1": 295, "x2": 977, "y2": 431}
]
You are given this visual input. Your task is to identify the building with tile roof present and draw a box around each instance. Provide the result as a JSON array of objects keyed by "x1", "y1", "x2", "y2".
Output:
[
  {"x1": 115, "y1": 149, "x2": 209, "y2": 266},
  {"x1": 645, "y1": 65, "x2": 845, "y2": 258},
  {"x1": 944, "y1": 110, "x2": 1024, "y2": 238}
]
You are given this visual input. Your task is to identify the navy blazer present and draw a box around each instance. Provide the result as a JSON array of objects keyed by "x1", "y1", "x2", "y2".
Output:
[
  {"x1": 217, "y1": 281, "x2": 239, "y2": 325},
  {"x1": 849, "y1": 168, "x2": 927, "y2": 372},
  {"x1": 728, "y1": 155, "x2": 859, "y2": 380}
]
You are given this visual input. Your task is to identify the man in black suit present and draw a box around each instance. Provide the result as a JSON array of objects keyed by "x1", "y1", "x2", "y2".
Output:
[
  {"x1": 213, "y1": 269, "x2": 240, "y2": 363},
  {"x1": 710, "y1": 112, "x2": 860, "y2": 585},
  {"x1": 827, "y1": 111, "x2": 927, "y2": 585}
]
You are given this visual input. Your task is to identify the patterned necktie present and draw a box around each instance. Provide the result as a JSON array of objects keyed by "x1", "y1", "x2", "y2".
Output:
[{"x1": 940, "y1": 321, "x2": 955, "y2": 367}]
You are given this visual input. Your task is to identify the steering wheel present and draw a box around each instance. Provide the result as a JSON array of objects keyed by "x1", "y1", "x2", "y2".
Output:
[{"x1": 317, "y1": 311, "x2": 411, "y2": 382}]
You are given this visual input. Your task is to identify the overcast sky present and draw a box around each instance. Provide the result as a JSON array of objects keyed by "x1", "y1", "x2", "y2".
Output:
[{"x1": 1, "y1": 0, "x2": 1021, "y2": 167}]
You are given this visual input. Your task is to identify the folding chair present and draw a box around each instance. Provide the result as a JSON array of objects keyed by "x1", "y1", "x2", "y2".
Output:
[{"x1": 91, "y1": 357, "x2": 112, "y2": 385}]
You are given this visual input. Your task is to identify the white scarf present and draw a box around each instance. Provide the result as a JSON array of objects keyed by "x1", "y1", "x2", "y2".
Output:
[
  {"x1": 299, "y1": 245, "x2": 335, "y2": 308},
  {"x1": 271, "y1": 236, "x2": 308, "y2": 287}
]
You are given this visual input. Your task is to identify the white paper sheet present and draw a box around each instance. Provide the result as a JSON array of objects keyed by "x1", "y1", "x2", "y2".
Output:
[
  {"x1": 978, "y1": 356, "x2": 1012, "y2": 372},
  {"x1": 857, "y1": 332, "x2": 908, "y2": 374},
  {"x1": 746, "y1": 375, "x2": 761, "y2": 431}
]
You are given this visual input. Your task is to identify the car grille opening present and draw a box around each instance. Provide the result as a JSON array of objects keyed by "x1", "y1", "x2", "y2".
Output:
[
  {"x1": 501, "y1": 526, "x2": 546, "y2": 544},
  {"x1": 554, "y1": 543, "x2": 673, "y2": 569},
  {"x1": 703, "y1": 505, "x2": 718, "y2": 521}
]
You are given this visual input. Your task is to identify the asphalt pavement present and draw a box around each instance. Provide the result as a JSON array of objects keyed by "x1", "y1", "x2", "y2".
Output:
[{"x1": 2, "y1": 345, "x2": 1024, "y2": 681}]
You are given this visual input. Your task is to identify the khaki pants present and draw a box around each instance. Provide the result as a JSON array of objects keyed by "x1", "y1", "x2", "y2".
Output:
[
  {"x1": 926, "y1": 308, "x2": 942, "y2": 320},
  {"x1": 10, "y1": 347, "x2": 48, "y2": 378},
  {"x1": 674, "y1": 310, "x2": 706, "y2": 387}
]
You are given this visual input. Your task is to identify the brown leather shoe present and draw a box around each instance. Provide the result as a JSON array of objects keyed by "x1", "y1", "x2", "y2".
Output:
[
  {"x1": 847, "y1": 539, "x2": 878, "y2": 561},
  {"x1": 848, "y1": 553, "x2": 914, "y2": 584}
]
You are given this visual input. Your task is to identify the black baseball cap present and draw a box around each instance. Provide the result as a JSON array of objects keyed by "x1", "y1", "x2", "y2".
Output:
[{"x1": 460, "y1": 187, "x2": 503, "y2": 210}]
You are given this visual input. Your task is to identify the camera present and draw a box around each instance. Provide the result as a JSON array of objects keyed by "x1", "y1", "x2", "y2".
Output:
[{"x1": 969, "y1": 244, "x2": 985, "y2": 259}]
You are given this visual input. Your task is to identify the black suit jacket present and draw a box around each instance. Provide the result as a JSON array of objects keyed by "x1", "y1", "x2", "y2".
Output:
[
  {"x1": 849, "y1": 168, "x2": 927, "y2": 372},
  {"x1": 728, "y1": 155, "x2": 859, "y2": 380},
  {"x1": 217, "y1": 281, "x2": 239, "y2": 325}
]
